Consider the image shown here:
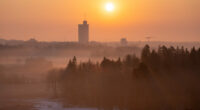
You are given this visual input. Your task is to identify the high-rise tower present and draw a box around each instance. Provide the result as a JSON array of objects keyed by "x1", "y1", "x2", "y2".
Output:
[{"x1": 78, "y1": 20, "x2": 89, "y2": 44}]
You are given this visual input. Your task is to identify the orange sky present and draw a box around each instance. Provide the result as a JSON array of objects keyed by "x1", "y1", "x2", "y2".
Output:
[{"x1": 0, "y1": 0, "x2": 200, "y2": 42}]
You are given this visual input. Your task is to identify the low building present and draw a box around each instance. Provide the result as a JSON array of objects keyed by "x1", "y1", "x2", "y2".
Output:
[{"x1": 120, "y1": 38, "x2": 128, "y2": 46}]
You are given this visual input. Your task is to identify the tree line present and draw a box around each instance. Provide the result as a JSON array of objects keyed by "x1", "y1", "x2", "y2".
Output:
[{"x1": 47, "y1": 45, "x2": 200, "y2": 110}]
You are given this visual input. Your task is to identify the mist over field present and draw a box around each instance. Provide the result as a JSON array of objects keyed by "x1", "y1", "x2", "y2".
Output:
[{"x1": 0, "y1": 39, "x2": 200, "y2": 110}]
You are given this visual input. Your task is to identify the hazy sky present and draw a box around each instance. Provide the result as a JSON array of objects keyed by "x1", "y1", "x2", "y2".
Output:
[{"x1": 0, "y1": 0, "x2": 200, "y2": 42}]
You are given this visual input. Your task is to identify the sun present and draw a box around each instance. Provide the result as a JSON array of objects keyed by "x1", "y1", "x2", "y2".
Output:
[{"x1": 105, "y1": 2, "x2": 115, "y2": 12}]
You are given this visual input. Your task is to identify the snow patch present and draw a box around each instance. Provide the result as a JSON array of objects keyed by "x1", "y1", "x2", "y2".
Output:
[{"x1": 33, "y1": 99, "x2": 98, "y2": 110}]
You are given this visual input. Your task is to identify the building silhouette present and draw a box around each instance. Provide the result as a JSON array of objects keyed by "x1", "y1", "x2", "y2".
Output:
[
  {"x1": 78, "y1": 20, "x2": 89, "y2": 43},
  {"x1": 120, "y1": 38, "x2": 128, "y2": 46}
]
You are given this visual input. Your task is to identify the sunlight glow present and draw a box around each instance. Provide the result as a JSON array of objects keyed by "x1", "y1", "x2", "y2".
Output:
[{"x1": 105, "y1": 2, "x2": 115, "y2": 12}]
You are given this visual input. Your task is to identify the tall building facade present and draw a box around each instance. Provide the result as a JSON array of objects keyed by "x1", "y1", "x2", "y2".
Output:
[{"x1": 78, "y1": 20, "x2": 89, "y2": 43}]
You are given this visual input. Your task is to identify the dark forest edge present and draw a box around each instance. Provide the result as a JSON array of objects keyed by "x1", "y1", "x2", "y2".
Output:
[{"x1": 46, "y1": 45, "x2": 200, "y2": 110}]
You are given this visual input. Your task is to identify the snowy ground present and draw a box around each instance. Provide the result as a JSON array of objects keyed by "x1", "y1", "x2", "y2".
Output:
[
  {"x1": 0, "y1": 84, "x2": 119, "y2": 110},
  {"x1": 33, "y1": 99, "x2": 98, "y2": 110}
]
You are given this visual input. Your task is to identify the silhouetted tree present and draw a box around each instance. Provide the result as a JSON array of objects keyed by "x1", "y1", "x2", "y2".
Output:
[
  {"x1": 141, "y1": 45, "x2": 150, "y2": 63},
  {"x1": 66, "y1": 56, "x2": 77, "y2": 73},
  {"x1": 133, "y1": 62, "x2": 150, "y2": 78}
]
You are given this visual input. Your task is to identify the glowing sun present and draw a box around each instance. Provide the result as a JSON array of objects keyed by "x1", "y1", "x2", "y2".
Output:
[{"x1": 105, "y1": 2, "x2": 115, "y2": 12}]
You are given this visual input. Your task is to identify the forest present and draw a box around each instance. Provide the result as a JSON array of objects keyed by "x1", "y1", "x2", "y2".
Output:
[{"x1": 47, "y1": 45, "x2": 200, "y2": 110}]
